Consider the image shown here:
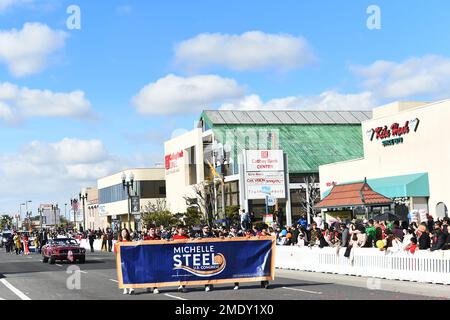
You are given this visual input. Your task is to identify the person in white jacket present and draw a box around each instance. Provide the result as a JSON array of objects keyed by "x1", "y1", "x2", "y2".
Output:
[{"x1": 313, "y1": 213, "x2": 324, "y2": 230}]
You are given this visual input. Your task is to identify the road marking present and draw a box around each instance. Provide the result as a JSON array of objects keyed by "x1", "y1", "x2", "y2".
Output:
[
  {"x1": 109, "y1": 279, "x2": 118, "y2": 283},
  {"x1": 0, "y1": 279, "x2": 31, "y2": 300},
  {"x1": 282, "y1": 287, "x2": 323, "y2": 295},
  {"x1": 79, "y1": 271, "x2": 88, "y2": 274},
  {"x1": 164, "y1": 293, "x2": 188, "y2": 301},
  {"x1": 0, "y1": 298, "x2": 5, "y2": 300},
  {"x1": 56, "y1": 264, "x2": 63, "y2": 267},
  {"x1": 27, "y1": 257, "x2": 32, "y2": 259}
]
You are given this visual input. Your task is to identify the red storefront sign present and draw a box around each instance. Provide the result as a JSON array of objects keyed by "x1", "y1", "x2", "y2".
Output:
[
  {"x1": 367, "y1": 118, "x2": 420, "y2": 146},
  {"x1": 165, "y1": 151, "x2": 184, "y2": 170}
]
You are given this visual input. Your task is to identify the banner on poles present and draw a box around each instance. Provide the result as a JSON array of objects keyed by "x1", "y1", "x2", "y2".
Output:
[{"x1": 115, "y1": 237, "x2": 276, "y2": 289}]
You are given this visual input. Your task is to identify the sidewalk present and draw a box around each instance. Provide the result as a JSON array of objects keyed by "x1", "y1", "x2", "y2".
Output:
[{"x1": 276, "y1": 269, "x2": 450, "y2": 299}]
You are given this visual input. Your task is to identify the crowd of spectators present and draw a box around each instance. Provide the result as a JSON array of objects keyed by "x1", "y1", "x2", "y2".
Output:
[{"x1": 275, "y1": 213, "x2": 450, "y2": 253}]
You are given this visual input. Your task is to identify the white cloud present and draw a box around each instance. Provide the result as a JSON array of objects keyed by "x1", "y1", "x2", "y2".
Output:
[
  {"x1": 174, "y1": 31, "x2": 316, "y2": 72},
  {"x1": 0, "y1": 22, "x2": 67, "y2": 77},
  {"x1": 0, "y1": 138, "x2": 124, "y2": 213},
  {"x1": 0, "y1": 0, "x2": 32, "y2": 12},
  {"x1": 0, "y1": 82, "x2": 92, "y2": 122},
  {"x1": 220, "y1": 91, "x2": 377, "y2": 111},
  {"x1": 115, "y1": 4, "x2": 132, "y2": 15},
  {"x1": 132, "y1": 74, "x2": 246, "y2": 115},
  {"x1": 352, "y1": 55, "x2": 450, "y2": 99}
]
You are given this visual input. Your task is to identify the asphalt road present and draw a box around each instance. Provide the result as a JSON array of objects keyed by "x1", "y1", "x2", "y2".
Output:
[{"x1": 0, "y1": 250, "x2": 448, "y2": 301}]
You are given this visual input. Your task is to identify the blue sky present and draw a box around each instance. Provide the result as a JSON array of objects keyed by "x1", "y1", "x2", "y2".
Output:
[{"x1": 1, "y1": 0, "x2": 450, "y2": 215}]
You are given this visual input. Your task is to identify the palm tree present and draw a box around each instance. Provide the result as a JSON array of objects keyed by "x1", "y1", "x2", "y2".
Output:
[{"x1": 0, "y1": 215, "x2": 13, "y2": 230}]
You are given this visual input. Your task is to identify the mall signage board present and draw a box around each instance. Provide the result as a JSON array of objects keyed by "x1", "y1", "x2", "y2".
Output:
[
  {"x1": 245, "y1": 150, "x2": 284, "y2": 172},
  {"x1": 246, "y1": 172, "x2": 286, "y2": 200},
  {"x1": 244, "y1": 150, "x2": 286, "y2": 200}
]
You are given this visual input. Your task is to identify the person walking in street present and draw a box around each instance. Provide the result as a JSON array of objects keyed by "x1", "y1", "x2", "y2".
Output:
[
  {"x1": 101, "y1": 233, "x2": 107, "y2": 252},
  {"x1": 143, "y1": 225, "x2": 162, "y2": 294},
  {"x1": 34, "y1": 234, "x2": 40, "y2": 254},
  {"x1": 115, "y1": 228, "x2": 134, "y2": 295},
  {"x1": 23, "y1": 233, "x2": 30, "y2": 255},
  {"x1": 13, "y1": 233, "x2": 21, "y2": 255},
  {"x1": 172, "y1": 225, "x2": 190, "y2": 293},
  {"x1": 107, "y1": 228, "x2": 113, "y2": 252},
  {"x1": 88, "y1": 230, "x2": 95, "y2": 253}
]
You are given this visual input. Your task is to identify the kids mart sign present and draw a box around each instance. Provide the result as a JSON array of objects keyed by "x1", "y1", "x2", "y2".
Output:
[{"x1": 366, "y1": 118, "x2": 420, "y2": 147}]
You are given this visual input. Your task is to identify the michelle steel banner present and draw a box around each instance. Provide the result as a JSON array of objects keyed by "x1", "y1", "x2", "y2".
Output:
[{"x1": 115, "y1": 237, "x2": 276, "y2": 289}]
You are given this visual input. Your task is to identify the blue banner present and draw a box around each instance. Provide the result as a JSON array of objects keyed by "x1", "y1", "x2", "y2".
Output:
[{"x1": 115, "y1": 237, "x2": 276, "y2": 288}]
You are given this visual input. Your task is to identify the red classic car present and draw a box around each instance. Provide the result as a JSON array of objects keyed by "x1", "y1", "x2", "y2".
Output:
[{"x1": 42, "y1": 238, "x2": 86, "y2": 264}]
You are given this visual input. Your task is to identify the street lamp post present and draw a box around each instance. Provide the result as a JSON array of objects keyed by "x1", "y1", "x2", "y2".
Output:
[
  {"x1": 19, "y1": 203, "x2": 25, "y2": 230},
  {"x1": 71, "y1": 198, "x2": 79, "y2": 231},
  {"x1": 51, "y1": 204, "x2": 59, "y2": 230},
  {"x1": 25, "y1": 200, "x2": 32, "y2": 231},
  {"x1": 38, "y1": 207, "x2": 43, "y2": 230},
  {"x1": 79, "y1": 192, "x2": 88, "y2": 232},
  {"x1": 122, "y1": 172, "x2": 135, "y2": 231}
]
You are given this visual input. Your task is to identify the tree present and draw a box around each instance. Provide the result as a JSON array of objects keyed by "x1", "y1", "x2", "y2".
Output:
[
  {"x1": 296, "y1": 175, "x2": 321, "y2": 222},
  {"x1": 225, "y1": 206, "x2": 240, "y2": 227},
  {"x1": 183, "y1": 181, "x2": 218, "y2": 226},
  {"x1": 142, "y1": 199, "x2": 178, "y2": 228},
  {"x1": 0, "y1": 215, "x2": 12, "y2": 230}
]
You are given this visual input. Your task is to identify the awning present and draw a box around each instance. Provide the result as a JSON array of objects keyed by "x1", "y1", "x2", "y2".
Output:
[{"x1": 322, "y1": 173, "x2": 429, "y2": 199}]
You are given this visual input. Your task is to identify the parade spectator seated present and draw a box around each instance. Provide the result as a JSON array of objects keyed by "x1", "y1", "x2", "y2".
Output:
[
  {"x1": 404, "y1": 237, "x2": 418, "y2": 254},
  {"x1": 431, "y1": 221, "x2": 447, "y2": 251},
  {"x1": 392, "y1": 221, "x2": 404, "y2": 242},
  {"x1": 417, "y1": 224, "x2": 431, "y2": 250}
]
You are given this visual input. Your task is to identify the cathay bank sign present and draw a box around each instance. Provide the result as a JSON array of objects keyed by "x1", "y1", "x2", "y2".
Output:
[{"x1": 245, "y1": 150, "x2": 284, "y2": 172}]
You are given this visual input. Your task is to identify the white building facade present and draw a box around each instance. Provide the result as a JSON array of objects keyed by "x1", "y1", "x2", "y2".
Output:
[
  {"x1": 97, "y1": 168, "x2": 166, "y2": 231},
  {"x1": 319, "y1": 100, "x2": 450, "y2": 219}
]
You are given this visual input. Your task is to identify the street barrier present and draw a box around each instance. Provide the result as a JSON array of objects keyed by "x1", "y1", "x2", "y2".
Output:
[
  {"x1": 275, "y1": 246, "x2": 450, "y2": 285},
  {"x1": 79, "y1": 239, "x2": 117, "y2": 251}
]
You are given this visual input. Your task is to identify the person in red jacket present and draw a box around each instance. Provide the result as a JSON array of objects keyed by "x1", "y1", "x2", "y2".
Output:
[
  {"x1": 143, "y1": 224, "x2": 161, "y2": 241},
  {"x1": 172, "y1": 225, "x2": 190, "y2": 292},
  {"x1": 172, "y1": 225, "x2": 190, "y2": 240}
]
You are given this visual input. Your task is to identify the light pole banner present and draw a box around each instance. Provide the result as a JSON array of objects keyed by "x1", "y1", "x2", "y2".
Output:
[
  {"x1": 131, "y1": 196, "x2": 140, "y2": 214},
  {"x1": 115, "y1": 237, "x2": 276, "y2": 289}
]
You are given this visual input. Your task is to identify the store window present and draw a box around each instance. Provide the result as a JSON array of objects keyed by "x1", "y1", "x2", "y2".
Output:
[
  {"x1": 436, "y1": 202, "x2": 448, "y2": 218},
  {"x1": 186, "y1": 146, "x2": 197, "y2": 185}
]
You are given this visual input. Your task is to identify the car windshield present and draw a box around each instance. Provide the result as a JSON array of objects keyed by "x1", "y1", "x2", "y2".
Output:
[{"x1": 52, "y1": 239, "x2": 79, "y2": 246}]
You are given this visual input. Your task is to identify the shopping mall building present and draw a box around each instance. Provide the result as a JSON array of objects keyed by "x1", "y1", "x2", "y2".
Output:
[
  {"x1": 164, "y1": 110, "x2": 371, "y2": 225},
  {"x1": 319, "y1": 100, "x2": 450, "y2": 220},
  {"x1": 97, "y1": 168, "x2": 166, "y2": 230}
]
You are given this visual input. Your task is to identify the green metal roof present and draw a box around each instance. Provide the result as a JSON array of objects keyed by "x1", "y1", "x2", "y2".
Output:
[
  {"x1": 210, "y1": 123, "x2": 365, "y2": 173},
  {"x1": 322, "y1": 173, "x2": 430, "y2": 198}
]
